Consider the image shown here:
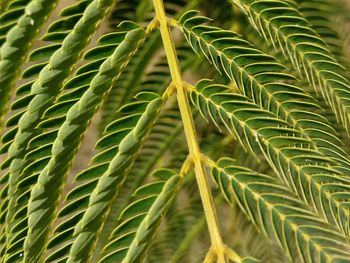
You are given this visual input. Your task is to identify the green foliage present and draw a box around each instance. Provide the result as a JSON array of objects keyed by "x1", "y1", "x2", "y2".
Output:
[
  {"x1": 211, "y1": 158, "x2": 350, "y2": 262},
  {"x1": 0, "y1": 0, "x2": 350, "y2": 262},
  {"x1": 0, "y1": 0, "x2": 57, "y2": 126},
  {"x1": 178, "y1": 11, "x2": 350, "y2": 176},
  {"x1": 100, "y1": 169, "x2": 182, "y2": 263}
]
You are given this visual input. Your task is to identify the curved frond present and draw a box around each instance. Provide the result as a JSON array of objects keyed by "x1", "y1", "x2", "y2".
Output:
[
  {"x1": 44, "y1": 93, "x2": 165, "y2": 262},
  {"x1": 297, "y1": 0, "x2": 349, "y2": 67},
  {"x1": 2, "y1": 29, "x2": 128, "y2": 263},
  {"x1": 2, "y1": 0, "x2": 112, "y2": 261},
  {"x1": 188, "y1": 79, "x2": 350, "y2": 237},
  {"x1": 42, "y1": 44, "x2": 191, "y2": 262},
  {"x1": 0, "y1": 0, "x2": 349, "y2": 261},
  {"x1": 210, "y1": 157, "x2": 350, "y2": 262},
  {"x1": 0, "y1": 0, "x2": 30, "y2": 47},
  {"x1": 5, "y1": 0, "x2": 112, "y2": 164},
  {"x1": 178, "y1": 11, "x2": 350, "y2": 176},
  {"x1": 45, "y1": 93, "x2": 164, "y2": 263},
  {"x1": 0, "y1": 0, "x2": 92, "y2": 160},
  {"x1": 100, "y1": 169, "x2": 182, "y2": 263},
  {"x1": 0, "y1": 0, "x2": 57, "y2": 126},
  {"x1": 99, "y1": 32, "x2": 162, "y2": 130},
  {"x1": 98, "y1": 104, "x2": 183, "y2": 250},
  {"x1": 23, "y1": 25, "x2": 147, "y2": 262},
  {"x1": 230, "y1": 0, "x2": 350, "y2": 133}
]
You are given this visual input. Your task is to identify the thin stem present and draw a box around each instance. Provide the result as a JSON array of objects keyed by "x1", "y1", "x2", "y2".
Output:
[
  {"x1": 151, "y1": 0, "x2": 227, "y2": 261},
  {"x1": 225, "y1": 247, "x2": 243, "y2": 262},
  {"x1": 203, "y1": 248, "x2": 216, "y2": 263}
]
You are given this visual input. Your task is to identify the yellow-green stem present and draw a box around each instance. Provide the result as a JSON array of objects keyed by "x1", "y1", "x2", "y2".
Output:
[{"x1": 152, "y1": 0, "x2": 227, "y2": 261}]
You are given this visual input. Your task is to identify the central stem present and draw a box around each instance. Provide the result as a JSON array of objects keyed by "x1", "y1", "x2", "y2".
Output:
[{"x1": 152, "y1": 0, "x2": 226, "y2": 260}]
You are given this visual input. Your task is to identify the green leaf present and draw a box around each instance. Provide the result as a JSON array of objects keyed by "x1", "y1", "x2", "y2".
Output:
[
  {"x1": 0, "y1": 0, "x2": 57, "y2": 128},
  {"x1": 1, "y1": 0, "x2": 117, "y2": 260},
  {"x1": 43, "y1": 97, "x2": 156, "y2": 262},
  {"x1": 63, "y1": 95, "x2": 164, "y2": 262},
  {"x1": 189, "y1": 79, "x2": 350, "y2": 238},
  {"x1": 231, "y1": 0, "x2": 350, "y2": 134},
  {"x1": 23, "y1": 26, "x2": 147, "y2": 262},
  {"x1": 178, "y1": 11, "x2": 350, "y2": 176},
  {"x1": 100, "y1": 170, "x2": 182, "y2": 263},
  {"x1": 210, "y1": 157, "x2": 350, "y2": 262}
]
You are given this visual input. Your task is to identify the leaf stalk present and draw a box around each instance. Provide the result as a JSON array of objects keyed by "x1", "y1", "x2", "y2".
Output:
[{"x1": 151, "y1": 0, "x2": 233, "y2": 261}]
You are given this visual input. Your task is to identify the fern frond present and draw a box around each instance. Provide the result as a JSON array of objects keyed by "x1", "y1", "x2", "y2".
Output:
[
  {"x1": 0, "y1": 0, "x2": 107, "y2": 159},
  {"x1": 44, "y1": 93, "x2": 164, "y2": 262},
  {"x1": 230, "y1": 0, "x2": 350, "y2": 133},
  {"x1": 100, "y1": 169, "x2": 182, "y2": 262},
  {"x1": 2, "y1": 0, "x2": 112, "y2": 235},
  {"x1": 0, "y1": 0, "x2": 349, "y2": 261},
  {"x1": 1, "y1": 0, "x2": 116, "y2": 260},
  {"x1": 188, "y1": 79, "x2": 350, "y2": 237},
  {"x1": 0, "y1": 0, "x2": 57, "y2": 127},
  {"x1": 0, "y1": 18, "x2": 114, "y2": 258},
  {"x1": 97, "y1": 6, "x2": 203, "y2": 220},
  {"x1": 0, "y1": 0, "x2": 92, "y2": 165},
  {"x1": 98, "y1": 0, "x2": 160, "y2": 130},
  {"x1": 178, "y1": 11, "x2": 350, "y2": 175},
  {"x1": 210, "y1": 157, "x2": 350, "y2": 262},
  {"x1": 99, "y1": 32, "x2": 162, "y2": 130},
  {"x1": 66, "y1": 94, "x2": 164, "y2": 262},
  {"x1": 297, "y1": 0, "x2": 349, "y2": 66},
  {"x1": 21, "y1": 25, "x2": 147, "y2": 262},
  {"x1": 97, "y1": 105, "x2": 183, "y2": 251},
  {"x1": 43, "y1": 93, "x2": 164, "y2": 262},
  {"x1": 0, "y1": 0, "x2": 30, "y2": 46},
  {"x1": 0, "y1": 0, "x2": 97, "y2": 258}
]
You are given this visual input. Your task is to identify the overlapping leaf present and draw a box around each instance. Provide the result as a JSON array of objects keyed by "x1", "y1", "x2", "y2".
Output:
[
  {"x1": 2, "y1": 26, "x2": 140, "y2": 263},
  {"x1": 44, "y1": 39, "x2": 194, "y2": 263},
  {"x1": 0, "y1": 1, "x2": 95, "y2": 255},
  {"x1": 178, "y1": 11, "x2": 350, "y2": 176},
  {"x1": 188, "y1": 79, "x2": 350, "y2": 237},
  {"x1": 0, "y1": 0, "x2": 57, "y2": 126},
  {"x1": 0, "y1": 0, "x2": 349, "y2": 262},
  {"x1": 230, "y1": 0, "x2": 350, "y2": 133},
  {"x1": 0, "y1": 0, "x2": 93, "y2": 160},
  {"x1": 64, "y1": 93, "x2": 164, "y2": 262},
  {"x1": 23, "y1": 25, "x2": 147, "y2": 262},
  {"x1": 297, "y1": 0, "x2": 348, "y2": 66},
  {"x1": 0, "y1": 0, "x2": 30, "y2": 46},
  {"x1": 211, "y1": 157, "x2": 350, "y2": 262},
  {"x1": 100, "y1": 169, "x2": 182, "y2": 263},
  {"x1": 43, "y1": 93, "x2": 161, "y2": 262},
  {"x1": 0, "y1": 2, "x2": 113, "y2": 255}
]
